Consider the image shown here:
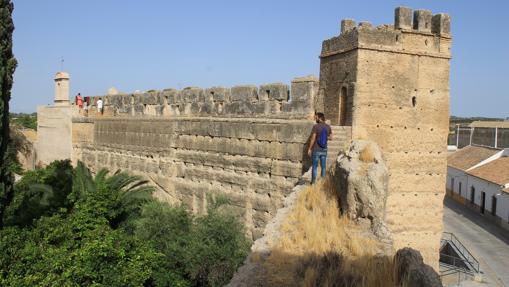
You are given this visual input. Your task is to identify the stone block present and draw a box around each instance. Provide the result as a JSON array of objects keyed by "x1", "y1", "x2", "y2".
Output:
[
  {"x1": 341, "y1": 19, "x2": 356, "y2": 34},
  {"x1": 395, "y1": 6, "x2": 412, "y2": 30},
  {"x1": 205, "y1": 86, "x2": 230, "y2": 102},
  {"x1": 358, "y1": 21, "x2": 373, "y2": 30},
  {"x1": 181, "y1": 87, "x2": 204, "y2": 103},
  {"x1": 413, "y1": 10, "x2": 432, "y2": 32},
  {"x1": 231, "y1": 85, "x2": 258, "y2": 102},
  {"x1": 142, "y1": 92, "x2": 160, "y2": 105},
  {"x1": 199, "y1": 102, "x2": 216, "y2": 114},
  {"x1": 282, "y1": 100, "x2": 313, "y2": 116},
  {"x1": 161, "y1": 89, "x2": 178, "y2": 104},
  {"x1": 223, "y1": 101, "x2": 255, "y2": 115},
  {"x1": 431, "y1": 13, "x2": 451, "y2": 36},
  {"x1": 259, "y1": 83, "x2": 289, "y2": 101},
  {"x1": 291, "y1": 76, "x2": 318, "y2": 101}
]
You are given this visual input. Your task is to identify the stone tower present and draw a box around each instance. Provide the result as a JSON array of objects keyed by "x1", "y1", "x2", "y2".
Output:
[
  {"x1": 319, "y1": 7, "x2": 451, "y2": 268},
  {"x1": 54, "y1": 71, "x2": 70, "y2": 106}
]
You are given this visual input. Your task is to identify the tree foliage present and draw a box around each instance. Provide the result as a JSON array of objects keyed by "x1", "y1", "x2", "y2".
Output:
[
  {"x1": 0, "y1": 161, "x2": 250, "y2": 286},
  {"x1": 10, "y1": 113, "x2": 37, "y2": 130},
  {"x1": 0, "y1": 0, "x2": 18, "y2": 228}
]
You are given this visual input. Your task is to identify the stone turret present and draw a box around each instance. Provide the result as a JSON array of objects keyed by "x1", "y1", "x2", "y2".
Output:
[
  {"x1": 54, "y1": 71, "x2": 70, "y2": 106},
  {"x1": 319, "y1": 7, "x2": 452, "y2": 269}
]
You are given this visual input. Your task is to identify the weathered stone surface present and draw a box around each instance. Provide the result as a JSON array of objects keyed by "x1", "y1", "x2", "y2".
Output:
[
  {"x1": 205, "y1": 86, "x2": 230, "y2": 102},
  {"x1": 259, "y1": 83, "x2": 289, "y2": 101},
  {"x1": 432, "y1": 13, "x2": 451, "y2": 35},
  {"x1": 231, "y1": 85, "x2": 258, "y2": 102},
  {"x1": 395, "y1": 6, "x2": 412, "y2": 30},
  {"x1": 341, "y1": 19, "x2": 356, "y2": 34},
  {"x1": 394, "y1": 248, "x2": 441, "y2": 287},
  {"x1": 413, "y1": 10, "x2": 432, "y2": 32},
  {"x1": 335, "y1": 140, "x2": 390, "y2": 239}
]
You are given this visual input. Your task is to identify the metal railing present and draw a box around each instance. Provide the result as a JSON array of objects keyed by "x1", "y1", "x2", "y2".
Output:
[{"x1": 441, "y1": 232, "x2": 480, "y2": 273}]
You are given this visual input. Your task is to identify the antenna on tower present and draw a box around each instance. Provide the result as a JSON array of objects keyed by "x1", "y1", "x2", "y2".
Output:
[{"x1": 60, "y1": 57, "x2": 64, "y2": 71}]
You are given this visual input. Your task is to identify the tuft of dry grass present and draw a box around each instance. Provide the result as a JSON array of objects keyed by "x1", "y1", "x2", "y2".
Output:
[
  {"x1": 258, "y1": 177, "x2": 395, "y2": 287},
  {"x1": 359, "y1": 144, "x2": 376, "y2": 163}
]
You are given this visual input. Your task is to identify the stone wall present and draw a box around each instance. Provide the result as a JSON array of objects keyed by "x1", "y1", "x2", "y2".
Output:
[
  {"x1": 85, "y1": 76, "x2": 318, "y2": 120},
  {"x1": 36, "y1": 105, "x2": 72, "y2": 165},
  {"x1": 320, "y1": 7, "x2": 451, "y2": 268},
  {"x1": 73, "y1": 77, "x2": 323, "y2": 240}
]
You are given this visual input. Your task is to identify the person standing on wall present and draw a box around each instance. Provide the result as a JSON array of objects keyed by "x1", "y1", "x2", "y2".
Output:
[
  {"x1": 83, "y1": 96, "x2": 89, "y2": 117},
  {"x1": 307, "y1": 112, "x2": 332, "y2": 184},
  {"x1": 76, "y1": 93, "x2": 83, "y2": 109},
  {"x1": 96, "y1": 98, "x2": 103, "y2": 115}
]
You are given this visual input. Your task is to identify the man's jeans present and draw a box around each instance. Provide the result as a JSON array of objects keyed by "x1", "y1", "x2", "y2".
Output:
[{"x1": 311, "y1": 149, "x2": 327, "y2": 183}]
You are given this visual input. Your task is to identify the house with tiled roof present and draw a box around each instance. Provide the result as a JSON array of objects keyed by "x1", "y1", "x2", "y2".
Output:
[{"x1": 447, "y1": 145, "x2": 509, "y2": 231}]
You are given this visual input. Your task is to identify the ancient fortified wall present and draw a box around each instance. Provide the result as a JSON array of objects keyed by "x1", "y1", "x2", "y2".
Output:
[
  {"x1": 38, "y1": 7, "x2": 451, "y2": 267},
  {"x1": 71, "y1": 77, "x2": 353, "y2": 241}
]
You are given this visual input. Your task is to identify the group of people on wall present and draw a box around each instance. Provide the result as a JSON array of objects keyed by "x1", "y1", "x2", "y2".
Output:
[{"x1": 75, "y1": 93, "x2": 103, "y2": 116}]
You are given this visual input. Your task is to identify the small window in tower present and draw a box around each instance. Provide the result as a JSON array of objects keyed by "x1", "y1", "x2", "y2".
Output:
[{"x1": 412, "y1": 96, "x2": 417, "y2": 107}]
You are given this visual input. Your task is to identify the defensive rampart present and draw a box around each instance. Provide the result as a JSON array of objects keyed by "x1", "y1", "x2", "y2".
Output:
[{"x1": 72, "y1": 77, "x2": 354, "y2": 240}]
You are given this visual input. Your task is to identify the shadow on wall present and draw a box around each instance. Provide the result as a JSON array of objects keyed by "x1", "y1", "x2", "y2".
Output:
[{"x1": 301, "y1": 136, "x2": 312, "y2": 174}]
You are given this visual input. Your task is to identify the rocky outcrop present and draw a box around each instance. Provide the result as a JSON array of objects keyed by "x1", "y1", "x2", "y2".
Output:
[
  {"x1": 334, "y1": 140, "x2": 390, "y2": 239},
  {"x1": 394, "y1": 248, "x2": 442, "y2": 287}
]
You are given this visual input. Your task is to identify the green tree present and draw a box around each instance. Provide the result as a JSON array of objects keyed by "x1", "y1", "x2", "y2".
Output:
[
  {"x1": 2, "y1": 160, "x2": 73, "y2": 226},
  {"x1": 10, "y1": 113, "x2": 37, "y2": 130},
  {"x1": 0, "y1": 0, "x2": 17, "y2": 228},
  {"x1": 0, "y1": 162, "x2": 160, "y2": 286},
  {"x1": 135, "y1": 198, "x2": 250, "y2": 287}
]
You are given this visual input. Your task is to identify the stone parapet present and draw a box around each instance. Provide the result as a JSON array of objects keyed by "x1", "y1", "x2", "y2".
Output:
[
  {"x1": 84, "y1": 76, "x2": 318, "y2": 120},
  {"x1": 321, "y1": 7, "x2": 451, "y2": 60}
]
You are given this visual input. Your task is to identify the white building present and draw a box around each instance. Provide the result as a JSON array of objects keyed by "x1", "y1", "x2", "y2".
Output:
[{"x1": 447, "y1": 146, "x2": 509, "y2": 231}]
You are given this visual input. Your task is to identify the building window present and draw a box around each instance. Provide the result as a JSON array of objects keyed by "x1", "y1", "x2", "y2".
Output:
[
  {"x1": 470, "y1": 186, "x2": 475, "y2": 204},
  {"x1": 458, "y1": 182, "x2": 462, "y2": 196}
]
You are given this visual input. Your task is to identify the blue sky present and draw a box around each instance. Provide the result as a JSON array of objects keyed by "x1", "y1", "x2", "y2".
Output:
[{"x1": 10, "y1": 0, "x2": 509, "y2": 118}]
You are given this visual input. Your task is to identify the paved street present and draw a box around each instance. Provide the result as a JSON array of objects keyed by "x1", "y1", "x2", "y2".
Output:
[{"x1": 443, "y1": 198, "x2": 509, "y2": 286}]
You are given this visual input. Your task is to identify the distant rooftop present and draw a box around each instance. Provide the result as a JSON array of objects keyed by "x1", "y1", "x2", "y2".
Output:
[
  {"x1": 469, "y1": 121, "x2": 509, "y2": 128},
  {"x1": 467, "y1": 156, "x2": 509, "y2": 185},
  {"x1": 447, "y1": 145, "x2": 500, "y2": 171}
]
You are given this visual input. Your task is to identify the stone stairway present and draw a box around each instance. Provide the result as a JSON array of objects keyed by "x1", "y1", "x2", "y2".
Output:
[{"x1": 326, "y1": 126, "x2": 352, "y2": 168}]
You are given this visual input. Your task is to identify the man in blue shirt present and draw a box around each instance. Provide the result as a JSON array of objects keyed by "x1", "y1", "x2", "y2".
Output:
[{"x1": 307, "y1": 112, "x2": 332, "y2": 184}]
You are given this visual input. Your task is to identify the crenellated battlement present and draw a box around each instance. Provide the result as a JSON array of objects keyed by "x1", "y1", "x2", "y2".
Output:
[
  {"x1": 85, "y1": 76, "x2": 319, "y2": 120},
  {"x1": 321, "y1": 7, "x2": 451, "y2": 59}
]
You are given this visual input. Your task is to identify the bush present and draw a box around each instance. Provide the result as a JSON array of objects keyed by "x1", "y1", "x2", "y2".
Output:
[
  {"x1": 135, "y1": 201, "x2": 250, "y2": 287},
  {"x1": 0, "y1": 161, "x2": 250, "y2": 286}
]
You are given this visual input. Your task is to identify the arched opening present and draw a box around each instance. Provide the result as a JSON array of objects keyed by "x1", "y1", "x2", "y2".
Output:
[{"x1": 339, "y1": 86, "x2": 348, "y2": 126}]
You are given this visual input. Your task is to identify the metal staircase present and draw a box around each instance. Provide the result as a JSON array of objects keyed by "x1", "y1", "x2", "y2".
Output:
[{"x1": 439, "y1": 232, "x2": 481, "y2": 278}]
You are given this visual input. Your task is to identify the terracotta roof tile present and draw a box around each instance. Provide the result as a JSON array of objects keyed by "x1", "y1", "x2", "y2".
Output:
[
  {"x1": 447, "y1": 145, "x2": 500, "y2": 171},
  {"x1": 466, "y1": 156, "x2": 509, "y2": 185}
]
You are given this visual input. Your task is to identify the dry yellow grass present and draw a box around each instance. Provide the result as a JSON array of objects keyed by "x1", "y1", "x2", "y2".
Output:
[
  {"x1": 359, "y1": 144, "x2": 376, "y2": 163},
  {"x1": 258, "y1": 177, "x2": 396, "y2": 287}
]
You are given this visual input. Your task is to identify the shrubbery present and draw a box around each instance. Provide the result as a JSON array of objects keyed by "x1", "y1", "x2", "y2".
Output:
[{"x1": 0, "y1": 160, "x2": 250, "y2": 287}]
